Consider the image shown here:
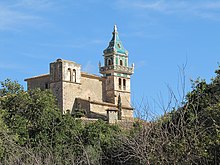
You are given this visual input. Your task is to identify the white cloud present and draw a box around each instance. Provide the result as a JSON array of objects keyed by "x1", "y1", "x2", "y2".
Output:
[
  {"x1": 116, "y1": 0, "x2": 220, "y2": 21},
  {"x1": 0, "y1": 6, "x2": 40, "y2": 31},
  {"x1": 131, "y1": 1, "x2": 167, "y2": 11},
  {"x1": 12, "y1": 0, "x2": 55, "y2": 11},
  {"x1": 0, "y1": 0, "x2": 55, "y2": 31}
]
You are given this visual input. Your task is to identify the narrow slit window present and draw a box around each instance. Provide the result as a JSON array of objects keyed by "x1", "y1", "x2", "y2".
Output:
[
  {"x1": 67, "y1": 68, "x2": 71, "y2": 81},
  {"x1": 119, "y1": 78, "x2": 122, "y2": 90},
  {"x1": 73, "y1": 69, "x2": 76, "y2": 82},
  {"x1": 123, "y1": 79, "x2": 126, "y2": 90}
]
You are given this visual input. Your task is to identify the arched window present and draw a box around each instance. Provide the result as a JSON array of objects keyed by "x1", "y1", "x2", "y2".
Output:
[
  {"x1": 67, "y1": 68, "x2": 71, "y2": 81},
  {"x1": 120, "y1": 60, "x2": 123, "y2": 66},
  {"x1": 108, "y1": 59, "x2": 113, "y2": 66},
  {"x1": 119, "y1": 78, "x2": 122, "y2": 90},
  {"x1": 108, "y1": 59, "x2": 111, "y2": 65},
  {"x1": 123, "y1": 79, "x2": 126, "y2": 90},
  {"x1": 73, "y1": 69, "x2": 76, "y2": 82}
]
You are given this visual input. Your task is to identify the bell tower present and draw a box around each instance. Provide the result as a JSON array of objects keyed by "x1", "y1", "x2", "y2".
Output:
[{"x1": 100, "y1": 25, "x2": 134, "y2": 108}]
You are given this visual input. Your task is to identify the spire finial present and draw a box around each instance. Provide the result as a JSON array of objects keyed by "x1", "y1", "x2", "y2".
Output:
[{"x1": 114, "y1": 25, "x2": 117, "y2": 32}]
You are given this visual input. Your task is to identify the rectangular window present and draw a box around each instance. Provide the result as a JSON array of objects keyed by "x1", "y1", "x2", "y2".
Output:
[
  {"x1": 119, "y1": 78, "x2": 122, "y2": 90},
  {"x1": 123, "y1": 79, "x2": 126, "y2": 90},
  {"x1": 106, "y1": 73, "x2": 111, "y2": 76},
  {"x1": 45, "y1": 83, "x2": 49, "y2": 89}
]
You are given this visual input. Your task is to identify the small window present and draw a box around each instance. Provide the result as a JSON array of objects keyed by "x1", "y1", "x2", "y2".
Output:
[
  {"x1": 120, "y1": 60, "x2": 123, "y2": 66},
  {"x1": 67, "y1": 68, "x2": 71, "y2": 81},
  {"x1": 45, "y1": 83, "x2": 49, "y2": 89},
  {"x1": 108, "y1": 59, "x2": 113, "y2": 66},
  {"x1": 73, "y1": 69, "x2": 76, "y2": 82},
  {"x1": 123, "y1": 79, "x2": 126, "y2": 90},
  {"x1": 119, "y1": 78, "x2": 122, "y2": 90}
]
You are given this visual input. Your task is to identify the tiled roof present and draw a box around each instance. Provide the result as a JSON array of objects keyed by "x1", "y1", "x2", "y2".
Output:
[{"x1": 103, "y1": 25, "x2": 128, "y2": 55}]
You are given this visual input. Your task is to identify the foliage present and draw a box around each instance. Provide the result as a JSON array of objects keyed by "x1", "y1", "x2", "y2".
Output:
[
  {"x1": 0, "y1": 79, "x2": 123, "y2": 164},
  {"x1": 0, "y1": 79, "x2": 24, "y2": 96},
  {"x1": 0, "y1": 66, "x2": 220, "y2": 165}
]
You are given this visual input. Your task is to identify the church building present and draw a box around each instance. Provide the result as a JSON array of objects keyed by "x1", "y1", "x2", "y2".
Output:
[{"x1": 25, "y1": 25, "x2": 134, "y2": 123}]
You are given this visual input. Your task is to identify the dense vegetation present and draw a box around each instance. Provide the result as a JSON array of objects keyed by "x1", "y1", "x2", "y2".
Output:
[{"x1": 0, "y1": 67, "x2": 220, "y2": 164}]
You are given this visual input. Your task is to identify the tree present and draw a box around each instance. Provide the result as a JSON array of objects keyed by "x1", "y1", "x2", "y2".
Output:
[
  {"x1": 108, "y1": 67, "x2": 220, "y2": 165},
  {"x1": 0, "y1": 79, "x2": 24, "y2": 96}
]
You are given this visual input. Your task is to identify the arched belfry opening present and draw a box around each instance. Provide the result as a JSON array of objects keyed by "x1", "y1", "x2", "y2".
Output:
[
  {"x1": 67, "y1": 68, "x2": 71, "y2": 81},
  {"x1": 120, "y1": 60, "x2": 123, "y2": 66},
  {"x1": 108, "y1": 58, "x2": 113, "y2": 66}
]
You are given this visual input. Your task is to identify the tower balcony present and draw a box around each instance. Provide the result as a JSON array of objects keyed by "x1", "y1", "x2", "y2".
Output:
[{"x1": 99, "y1": 65, "x2": 134, "y2": 75}]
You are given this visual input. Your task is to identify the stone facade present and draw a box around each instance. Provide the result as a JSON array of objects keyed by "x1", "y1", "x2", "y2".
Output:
[{"x1": 25, "y1": 25, "x2": 134, "y2": 122}]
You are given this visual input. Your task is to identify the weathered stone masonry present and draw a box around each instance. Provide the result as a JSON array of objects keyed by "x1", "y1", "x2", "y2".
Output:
[{"x1": 25, "y1": 25, "x2": 134, "y2": 123}]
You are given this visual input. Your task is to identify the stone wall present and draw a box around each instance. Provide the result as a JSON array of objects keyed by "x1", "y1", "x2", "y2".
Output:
[
  {"x1": 50, "y1": 81, "x2": 63, "y2": 111},
  {"x1": 62, "y1": 73, "x2": 103, "y2": 113},
  {"x1": 122, "y1": 108, "x2": 133, "y2": 119},
  {"x1": 73, "y1": 98, "x2": 90, "y2": 116},
  {"x1": 90, "y1": 103, "x2": 108, "y2": 117},
  {"x1": 107, "y1": 110, "x2": 118, "y2": 123},
  {"x1": 25, "y1": 74, "x2": 50, "y2": 90},
  {"x1": 25, "y1": 58, "x2": 134, "y2": 119},
  {"x1": 104, "y1": 75, "x2": 115, "y2": 104},
  {"x1": 81, "y1": 74, "x2": 103, "y2": 102},
  {"x1": 62, "y1": 82, "x2": 80, "y2": 113},
  {"x1": 62, "y1": 60, "x2": 81, "y2": 83},
  {"x1": 89, "y1": 100, "x2": 133, "y2": 119},
  {"x1": 115, "y1": 90, "x2": 131, "y2": 108}
]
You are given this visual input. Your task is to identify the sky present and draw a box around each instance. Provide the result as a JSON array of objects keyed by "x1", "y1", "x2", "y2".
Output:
[{"x1": 0, "y1": 0, "x2": 220, "y2": 117}]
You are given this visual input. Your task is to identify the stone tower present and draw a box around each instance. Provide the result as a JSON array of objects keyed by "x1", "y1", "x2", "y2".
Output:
[
  {"x1": 100, "y1": 25, "x2": 134, "y2": 108},
  {"x1": 50, "y1": 59, "x2": 81, "y2": 113}
]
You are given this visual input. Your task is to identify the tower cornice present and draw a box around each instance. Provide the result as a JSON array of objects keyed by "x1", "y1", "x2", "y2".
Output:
[{"x1": 99, "y1": 65, "x2": 134, "y2": 75}]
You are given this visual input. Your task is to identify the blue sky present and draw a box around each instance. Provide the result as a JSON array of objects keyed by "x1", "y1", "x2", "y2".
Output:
[{"x1": 1, "y1": 0, "x2": 220, "y2": 116}]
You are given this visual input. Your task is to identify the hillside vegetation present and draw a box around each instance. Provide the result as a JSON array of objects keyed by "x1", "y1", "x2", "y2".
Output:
[{"x1": 0, "y1": 67, "x2": 220, "y2": 165}]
